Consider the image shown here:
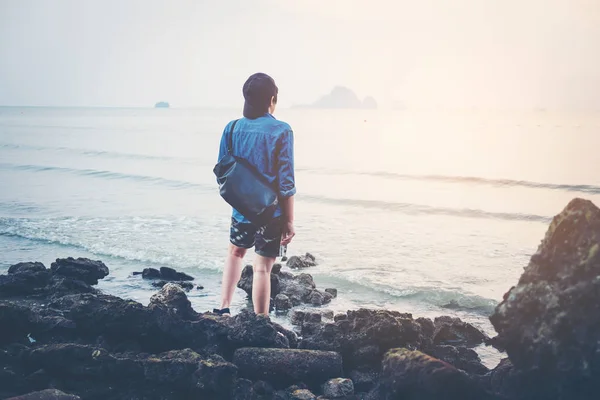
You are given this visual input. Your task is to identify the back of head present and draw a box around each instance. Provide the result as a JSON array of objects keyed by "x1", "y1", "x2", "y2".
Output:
[{"x1": 243, "y1": 73, "x2": 278, "y2": 119}]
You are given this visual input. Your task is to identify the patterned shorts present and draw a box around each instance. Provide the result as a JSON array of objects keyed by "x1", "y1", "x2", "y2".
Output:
[{"x1": 229, "y1": 217, "x2": 282, "y2": 258}]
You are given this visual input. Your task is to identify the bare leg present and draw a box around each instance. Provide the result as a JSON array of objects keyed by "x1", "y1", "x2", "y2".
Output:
[
  {"x1": 252, "y1": 254, "x2": 276, "y2": 315},
  {"x1": 220, "y1": 244, "x2": 247, "y2": 310}
]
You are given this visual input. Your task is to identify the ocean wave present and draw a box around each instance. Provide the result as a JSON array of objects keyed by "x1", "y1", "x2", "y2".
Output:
[
  {"x1": 323, "y1": 272, "x2": 498, "y2": 316},
  {"x1": 301, "y1": 194, "x2": 551, "y2": 223},
  {"x1": 0, "y1": 216, "x2": 210, "y2": 270},
  {"x1": 0, "y1": 215, "x2": 498, "y2": 316},
  {"x1": 0, "y1": 162, "x2": 209, "y2": 190},
  {"x1": 0, "y1": 142, "x2": 196, "y2": 163},
  {"x1": 298, "y1": 168, "x2": 600, "y2": 195},
  {"x1": 0, "y1": 161, "x2": 551, "y2": 223}
]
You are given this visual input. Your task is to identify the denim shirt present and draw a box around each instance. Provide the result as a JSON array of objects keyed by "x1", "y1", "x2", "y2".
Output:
[{"x1": 218, "y1": 113, "x2": 296, "y2": 223}]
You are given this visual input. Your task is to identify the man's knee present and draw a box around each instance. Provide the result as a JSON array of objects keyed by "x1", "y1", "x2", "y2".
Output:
[
  {"x1": 229, "y1": 245, "x2": 247, "y2": 258},
  {"x1": 253, "y1": 264, "x2": 271, "y2": 274}
]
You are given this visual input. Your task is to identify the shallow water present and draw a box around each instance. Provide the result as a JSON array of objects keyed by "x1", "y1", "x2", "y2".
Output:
[{"x1": 2, "y1": 106, "x2": 599, "y2": 367}]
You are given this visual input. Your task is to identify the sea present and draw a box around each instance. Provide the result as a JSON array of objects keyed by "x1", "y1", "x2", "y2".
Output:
[{"x1": 2, "y1": 106, "x2": 600, "y2": 367}]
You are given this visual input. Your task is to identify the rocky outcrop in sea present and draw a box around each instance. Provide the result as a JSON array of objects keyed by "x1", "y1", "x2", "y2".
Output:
[
  {"x1": 237, "y1": 262, "x2": 336, "y2": 310},
  {"x1": 1, "y1": 197, "x2": 600, "y2": 399}
]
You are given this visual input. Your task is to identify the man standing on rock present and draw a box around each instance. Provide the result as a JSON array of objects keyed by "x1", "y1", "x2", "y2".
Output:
[{"x1": 214, "y1": 73, "x2": 296, "y2": 316}]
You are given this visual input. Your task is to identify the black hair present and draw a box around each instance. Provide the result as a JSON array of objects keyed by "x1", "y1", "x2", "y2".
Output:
[{"x1": 242, "y1": 73, "x2": 278, "y2": 119}]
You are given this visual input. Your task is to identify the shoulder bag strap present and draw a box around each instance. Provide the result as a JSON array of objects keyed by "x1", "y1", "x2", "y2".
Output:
[{"x1": 227, "y1": 119, "x2": 240, "y2": 155}]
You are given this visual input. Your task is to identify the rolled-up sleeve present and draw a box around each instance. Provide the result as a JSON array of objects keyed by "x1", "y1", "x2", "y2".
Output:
[{"x1": 277, "y1": 129, "x2": 296, "y2": 197}]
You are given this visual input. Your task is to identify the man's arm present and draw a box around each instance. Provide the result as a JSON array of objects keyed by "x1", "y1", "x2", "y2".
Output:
[
  {"x1": 280, "y1": 195, "x2": 295, "y2": 245},
  {"x1": 277, "y1": 128, "x2": 296, "y2": 245}
]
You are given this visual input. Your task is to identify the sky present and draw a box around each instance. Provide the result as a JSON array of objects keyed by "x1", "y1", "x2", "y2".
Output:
[{"x1": 0, "y1": 0, "x2": 599, "y2": 109}]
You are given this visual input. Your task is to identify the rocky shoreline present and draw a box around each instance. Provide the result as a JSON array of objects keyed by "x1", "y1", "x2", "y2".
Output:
[{"x1": 1, "y1": 198, "x2": 600, "y2": 399}]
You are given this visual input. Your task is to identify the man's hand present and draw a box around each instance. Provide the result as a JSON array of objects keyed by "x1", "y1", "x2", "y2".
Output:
[{"x1": 281, "y1": 221, "x2": 295, "y2": 246}]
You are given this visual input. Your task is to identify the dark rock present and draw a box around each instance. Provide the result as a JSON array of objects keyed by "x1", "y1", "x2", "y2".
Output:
[
  {"x1": 275, "y1": 294, "x2": 292, "y2": 311},
  {"x1": 0, "y1": 269, "x2": 51, "y2": 297},
  {"x1": 149, "y1": 283, "x2": 198, "y2": 320},
  {"x1": 44, "y1": 291, "x2": 294, "y2": 358},
  {"x1": 0, "y1": 301, "x2": 34, "y2": 343},
  {"x1": 433, "y1": 316, "x2": 489, "y2": 347},
  {"x1": 233, "y1": 347, "x2": 343, "y2": 389},
  {"x1": 192, "y1": 354, "x2": 238, "y2": 397},
  {"x1": 309, "y1": 290, "x2": 333, "y2": 306},
  {"x1": 324, "y1": 288, "x2": 337, "y2": 298},
  {"x1": 237, "y1": 265, "x2": 281, "y2": 299},
  {"x1": 489, "y1": 198, "x2": 600, "y2": 399},
  {"x1": 22, "y1": 343, "x2": 240, "y2": 398},
  {"x1": 0, "y1": 300, "x2": 80, "y2": 345},
  {"x1": 274, "y1": 321, "x2": 299, "y2": 349},
  {"x1": 322, "y1": 378, "x2": 354, "y2": 398},
  {"x1": 279, "y1": 273, "x2": 315, "y2": 306},
  {"x1": 253, "y1": 380, "x2": 275, "y2": 398},
  {"x1": 287, "y1": 253, "x2": 318, "y2": 269},
  {"x1": 426, "y1": 345, "x2": 489, "y2": 375},
  {"x1": 415, "y1": 317, "x2": 435, "y2": 348},
  {"x1": 374, "y1": 348, "x2": 495, "y2": 400},
  {"x1": 291, "y1": 310, "x2": 306, "y2": 325},
  {"x1": 139, "y1": 266, "x2": 194, "y2": 282},
  {"x1": 279, "y1": 388, "x2": 317, "y2": 399},
  {"x1": 232, "y1": 378, "x2": 254, "y2": 400},
  {"x1": 159, "y1": 266, "x2": 194, "y2": 281},
  {"x1": 349, "y1": 369, "x2": 379, "y2": 392},
  {"x1": 0, "y1": 367, "x2": 22, "y2": 399},
  {"x1": 142, "y1": 348, "x2": 204, "y2": 387},
  {"x1": 50, "y1": 258, "x2": 108, "y2": 285},
  {"x1": 151, "y1": 280, "x2": 194, "y2": 291},
  {"x1": 299, "y1": 309, "x2": 428, "y2": 371},
  {"x1": 479, "y1": 358, "x2": 523, "y2": 400},
  {"x1": 141, "y1": 268, "x2": 161, "y2": 279},
  {"x1": 23, "y1": 369, "x2": 52, "y2": 392},
  {"x1": 45, "y1": 275, "x2": 99, "y2": 299},
  {"x1": 226, "y1": 310, "x2": 292, "y2": 351},
  {"x1": 238, "y1": 265, "x2": 330, "y2": 308},
  {"x1": 272, "y1": 263, "x2": 283, "y2": 274},
  {"x1": 352, "y1": 345, "x2": 381, "y2": 366},
  {"x1": 8, "y1": 262, "x2": 46, "y2": 275},
  {"x1": 305, "y1": 312, "x2": 322, "y2": 324},
  {"x1": 334, "y1": 313, "x2": 347, "y2": 322},
  {"x1": 5, "y1": 389, "x2": 81, "y2": 400},
  {"x1": 301, "y1": 322, "x2": 324, "y2": 337}
]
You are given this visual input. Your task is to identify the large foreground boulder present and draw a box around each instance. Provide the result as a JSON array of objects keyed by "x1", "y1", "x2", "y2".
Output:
[
  {"x1": 233, "y1": 347, "x2": 343, "y2": 389},
  {"x1": 490, "y1": 198, "x2": 600, "y2": 399},
  {"x1": 299, "y1": 309, "x2": 430, "y2": 370},
  {"x1": 371, "y1": 348, "x2": 496, "y2": 400},
  {"x1": 20, "y1": 344, "x2": 237, "y2": 399}
]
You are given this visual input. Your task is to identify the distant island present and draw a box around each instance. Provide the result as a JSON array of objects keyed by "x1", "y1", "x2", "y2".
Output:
[
  {"x1": 155, "y1": 102, "x2": 170, "y2": 108},
  {"x1": 293, "y1": 86, "x2": 377, "y2": 109}
]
